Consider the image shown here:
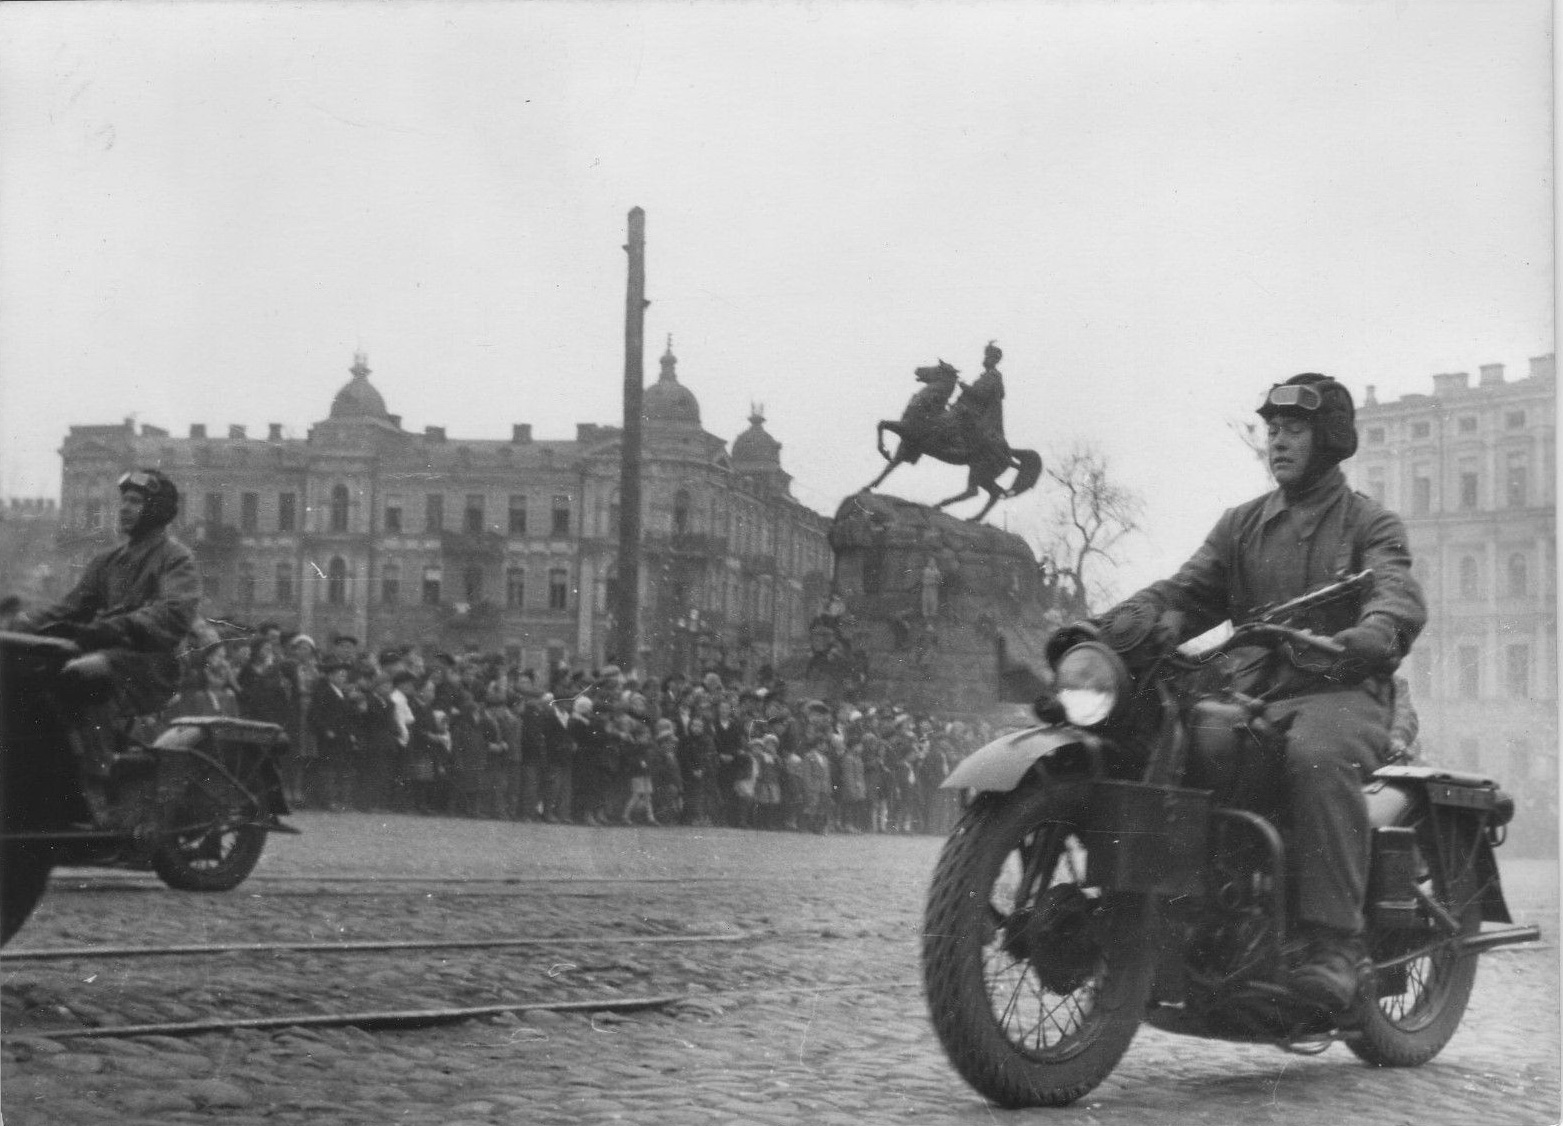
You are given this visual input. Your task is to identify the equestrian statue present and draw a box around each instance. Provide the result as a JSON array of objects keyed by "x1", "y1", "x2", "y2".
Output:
[{"x1": 864, "y1": 341, "x2": 1042, "y2": 522}]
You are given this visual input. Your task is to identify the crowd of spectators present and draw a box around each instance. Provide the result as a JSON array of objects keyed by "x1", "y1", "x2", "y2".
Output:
[{"x1": 162, "y1": 624, "x2": 999, "y2": 836}]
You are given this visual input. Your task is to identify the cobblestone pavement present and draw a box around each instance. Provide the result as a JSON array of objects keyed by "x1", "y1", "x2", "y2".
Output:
[{"x1": 2, "y1": 813, "x2": 1558, "y2": 1126}]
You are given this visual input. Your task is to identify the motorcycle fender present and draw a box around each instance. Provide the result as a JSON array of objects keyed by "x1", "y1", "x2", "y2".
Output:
[{"x1": 941, "y1": 725, "x2": 1087, "y2": 794}]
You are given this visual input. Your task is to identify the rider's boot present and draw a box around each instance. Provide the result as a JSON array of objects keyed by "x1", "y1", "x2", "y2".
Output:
[{"x1": 1288, "y1": 924, "x2": 1367, "y2": 1013}]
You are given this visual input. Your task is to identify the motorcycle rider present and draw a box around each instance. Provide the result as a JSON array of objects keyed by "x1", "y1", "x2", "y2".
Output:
[
  {"x1": 18, "y1": 469, "x2": 199, "y2": 768},
  {"x1": 1101, "y1": 373, "x2": 1426, "y2": 1012}
]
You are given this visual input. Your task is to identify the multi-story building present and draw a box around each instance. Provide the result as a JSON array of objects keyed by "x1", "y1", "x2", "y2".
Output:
[
  {"x1": 54, "y1": 345, "x2": 833, "y2": 677},
  {"x1": 0, "y1": 497, "x2": 63, "y2": 610},
  {"x1": 1349, "y1": 353, "x2": 1556, "y2": 853}
]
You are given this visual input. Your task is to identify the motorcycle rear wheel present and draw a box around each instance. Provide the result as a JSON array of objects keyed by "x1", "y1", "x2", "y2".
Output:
[
  {"x1": 922, "y1": 781, "x2": 1154, "y2": 1108},
  {"x1": 151, "y1": 824, "x2": 267, "y2": 892},
  {"x1": 1, "y1": 843, "x2": 53, "y2": 946},
  {"x1": 1348, "y1": 813, "x2": 1482, "y2": 1067}
]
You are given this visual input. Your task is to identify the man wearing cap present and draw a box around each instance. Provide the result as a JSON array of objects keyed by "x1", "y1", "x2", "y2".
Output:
[
  {"x1": 1101, "y1": 373, "x2": 1426, "y2": 1013},
  {"x1": 20, "y1": 469, "x2": 199, "y2": 742}
]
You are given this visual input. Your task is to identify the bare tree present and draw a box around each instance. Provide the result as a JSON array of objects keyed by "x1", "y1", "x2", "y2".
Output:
[
  {"x1": 1228, "y1": 416, "x2": 1268, "y2": 465},
  {"x1": 1039, "y1": 443, "x2": 1143, "y2": 611}
]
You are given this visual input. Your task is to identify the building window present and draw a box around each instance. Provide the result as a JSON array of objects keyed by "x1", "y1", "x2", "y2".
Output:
[
  {"x1": 425, "y1": 494, "x2": 444, "y2": 532},
  {"x1": 1456, "y1": 736, "x2": 1481, "y2": 772},
  {"x1": 674, "y1": 489, "x2": 692, "y2": 535},
  {"x1": 465, "y1": 494, "x2": 485, "y2": 534},
  {"x1": 1366, "y1": 469, "x2": 1386, "y2": 506},
  {"x1": 548, "y1": 567, "x2": 569, "y2": 611},
  {"x1": 551, "y1": 495, "x2": 571, "y2": 537},
  {"x1": 1508, "y1": 553, "x2": 1529, "y2": 598},
  {"x1": 329, "y1": 485, "x2": 350, "y2": 533},
  {"x1": 1458, "y1": 415, "x2": 1477, "y2": 433},
  {"x1": 1457, "y1": 646, "x2": 1480, "y2": 699},
  {"x1": 422, "y1": 565, "x2": 442, "y2": 606},
  {"x1": 1458, "y1": 556, "x2": 1479, "y2": 601},
  {"x1": 1410, "y1": 655, "x2": 1432, "y2": 703},
  {"x1": 240, "y1": 492, "x2": 259, "y2": 532},
  {"x1": 1506, "y1": 455, "x2": 1528, "y2": 508},
  {"x1": 237, "y1": 561, "x2": 255, "y2": 605},
  {"x1": 608, "y1": 491, "x2": 621, "y2": 536},
  {"x1": 463, "y1": 565, "x2": 484, "y2": 603},
  {"x1": 1366, "y1": 427, "x2": 1385, "y2": 445},
  {"x1": 384, "y1": 496, "x2": 403, "y2": 534},
  {"x1": 327, "y1": 557, "x2": 347, "y2": 605},
  {"x1": 506, "y1": 567, "x2": 526, "y2": 609},
  {"x1": 275, "y1": 562, "x2": 293, "y2": 604},
  {"x1": 1412, "y1": 421, "x2": 1430, "y2": 440},
  {"x1": 508, "y1": 495, "x2": 527, "y2": 535},
  {"x1": 382, "y1": 561, "x2": 401, "y2": 606},
  {"x1": 1459, "y1": 471, "x2": 1478, "y2": 510},
  {"x1": 1506, "y1": 645, "x2": 1531, "y2": 699},
  {"x1": 1508, "y1": 737, "x2": 1534, "y2": 782},
  {"x1": 204, "y1": 492, "x2": 224, "y2": 526},
  {"x1": 1412, "y1": 474, "x2": 1431, "y2": 516},
  {"x1": 278, "y1": 492, "x2": 296, "y2": 532},
  {"x1": 1506, "y1": 409, "x2": 1526, "y2": 429},
  {"x1": 84, "y1": 498, "x2": 103, "y2": 530}
]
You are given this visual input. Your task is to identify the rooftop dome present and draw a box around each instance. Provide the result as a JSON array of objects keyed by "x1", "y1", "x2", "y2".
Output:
[
  {"x1": 732, "y1": 404, "x2": 782, "y2": 465},
  {"x1": 643, "y1": 337, "x2": 701, "y2": 426},
  {"x1": 329, "y1": 353, "x2": 390, "y2": 420}
]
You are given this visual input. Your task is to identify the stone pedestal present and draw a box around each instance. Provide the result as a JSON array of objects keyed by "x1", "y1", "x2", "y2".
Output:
[{"x1": 792, "y1": 492, "x2": 1068, "y2": 714}]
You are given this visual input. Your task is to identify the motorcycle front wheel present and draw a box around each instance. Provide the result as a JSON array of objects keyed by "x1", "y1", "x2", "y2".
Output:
[
  {"x1": 922, "y1": 781, "x2": 1155, "y2": 1108},
  {"x1": 151, "y1": 824, "x2": 267, "y2": 892},
  {"x1": 1348, "y1": 812, "x2": 1482, "y2": 1067},
  {"x1": 1, "y1": 843, "x2": 53, "y2": 945}
]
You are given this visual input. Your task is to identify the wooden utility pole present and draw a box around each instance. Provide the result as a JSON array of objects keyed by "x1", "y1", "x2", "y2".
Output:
[{"x1": 614, "y1": 207, "x2": 647, "y2": 669}]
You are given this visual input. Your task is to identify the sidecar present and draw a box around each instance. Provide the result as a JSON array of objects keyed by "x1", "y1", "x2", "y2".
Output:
[
  {"x1": 1, "y1": 629, "x2": 298, "y2": 944},
  {"x1": 124, "y1": 715, "x2": 297, "y2": 891}
]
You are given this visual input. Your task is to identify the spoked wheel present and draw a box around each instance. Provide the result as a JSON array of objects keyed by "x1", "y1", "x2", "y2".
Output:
[
  {"x1": 923, "y1": 782, "x2": 1154, "y2": 1107},
  {"x1": 1349, "y1": 813, "x2": 1482, "y2": 1067},
  {"x1": 151, "y1": 823, "x2": 267, "y2": 891}
]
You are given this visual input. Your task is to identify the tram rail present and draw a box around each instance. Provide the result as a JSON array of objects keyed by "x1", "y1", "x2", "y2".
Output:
[
  {"x1": 1, "y1": 930, "x2": 761, "y2": 962},
  {"x1": 7, "y1": 978, "x2": 922, "y2": 1042}
]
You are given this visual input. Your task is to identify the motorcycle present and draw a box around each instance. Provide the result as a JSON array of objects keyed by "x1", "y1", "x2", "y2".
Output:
[
  {"x1": 1, "y1": 630, "x2": 296, "y2": 945},
  {"x1": 921, "y1": 571, "x2": 1539, "y2": 1107}
]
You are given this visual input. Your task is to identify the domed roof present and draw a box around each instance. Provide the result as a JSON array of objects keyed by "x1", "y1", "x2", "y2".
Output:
[
  {"x1": 732, "y1": 405, "x2": 781, "y2": 465},
  {"x1": 330, "y1": 353, "x2": 390, "y2": 420},
  {"x1": 643, "y1": 338, "x2": 701, "y2": 426}
]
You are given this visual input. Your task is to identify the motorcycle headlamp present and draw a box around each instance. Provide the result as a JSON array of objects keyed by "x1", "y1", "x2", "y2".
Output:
[{"x1": 1052, "y1": 641, "x2": 1127, "y2": 728}]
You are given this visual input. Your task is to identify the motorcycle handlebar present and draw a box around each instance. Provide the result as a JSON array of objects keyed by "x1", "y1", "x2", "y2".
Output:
[
  {"x1": 1229, "y1": 621, "x2": 1346, "y2": 658},
  {"x1": 0, "y1": 629, "x2": 82, "y2": 659}
]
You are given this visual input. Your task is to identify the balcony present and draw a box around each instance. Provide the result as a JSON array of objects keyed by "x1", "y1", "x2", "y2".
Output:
[
  {"x1": 55, "y1": 525, "x2": 116, "y2": 554},
  {"x1": 438, "y1": 600, "x2": 501, "y2": 630},
  {"x1": 440, "y1": 529, "x2": 506, "y2": 562},
  {"x1": 190, "y1": 522, "x2": 242, "y2": 559},
  {"x1": 645, "y1": 531, "x2": 729, "y2": 559}
]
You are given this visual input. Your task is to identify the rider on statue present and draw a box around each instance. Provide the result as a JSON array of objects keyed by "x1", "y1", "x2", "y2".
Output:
[
  {"x1": 950, "y1": 340, "x2": 1007, "y2": 456},
  {"x1": 866, "y1": 341, "x2": 1041, "y2": 522}
]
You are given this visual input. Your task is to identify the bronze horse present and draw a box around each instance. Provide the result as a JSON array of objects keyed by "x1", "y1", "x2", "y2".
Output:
[{"x1": 865, "y1": 360, "x2": 1042, "y2": 522}]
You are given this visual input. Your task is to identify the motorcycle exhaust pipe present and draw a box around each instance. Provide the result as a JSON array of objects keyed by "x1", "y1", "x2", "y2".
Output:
[{"x1": 1460, "y1": 925, "x2": 1542, "y2": 954}]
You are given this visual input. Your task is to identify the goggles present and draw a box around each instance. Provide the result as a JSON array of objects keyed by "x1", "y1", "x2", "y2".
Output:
[
  {"x1": 117, "y1": 470, "x2": 163, "y2": 494},
  {"x1": 1261, "y1": 383, "x2": 1323, "y2": 413}
]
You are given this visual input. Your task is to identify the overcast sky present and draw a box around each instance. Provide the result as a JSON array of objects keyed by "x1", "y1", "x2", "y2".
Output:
[{"x1": 0, "y1": 1, "x2": 1552, "y2": 599}]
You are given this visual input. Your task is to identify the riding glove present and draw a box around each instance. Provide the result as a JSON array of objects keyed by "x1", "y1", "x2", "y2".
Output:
[{"x1": 1329, "y1": 615, "x2": 1399, "y2": 682}]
